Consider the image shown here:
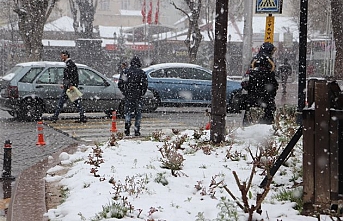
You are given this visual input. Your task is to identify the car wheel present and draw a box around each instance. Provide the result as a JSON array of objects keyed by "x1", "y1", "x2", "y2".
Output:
[
  {"x1": 146, "y1": 97, "x2": 159, "y2": 112},
  {"x1": 149, "y1": 103, "x2": 158, "y2": 112},
  {"x1": 227, "y1": 89, "x2": 242, "y2": 113},
  {"x1": 19, "y1": 98, "x2": 43, "y2": 121}
]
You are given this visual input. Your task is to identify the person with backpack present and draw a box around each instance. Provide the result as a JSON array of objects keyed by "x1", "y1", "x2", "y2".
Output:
[
  {"x1": 243, "y1": 42, "x2": 279, "y2": 126},
  {"x1": 118, "y1": 56, "x2": 148, "y2": 136},
  {"x1": 277, "y1": 58, "x2": 292, "y2": 94}
]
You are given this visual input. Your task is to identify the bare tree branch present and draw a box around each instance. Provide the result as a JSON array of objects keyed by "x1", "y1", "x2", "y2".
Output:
[{"x1": 171, "y1": 2, "x2": 190, "y2": 19}]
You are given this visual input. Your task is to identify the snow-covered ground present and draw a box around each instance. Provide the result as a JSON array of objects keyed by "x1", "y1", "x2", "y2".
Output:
[{"x1": 43, "y1": 118, "x2": 330, "y2": 221}]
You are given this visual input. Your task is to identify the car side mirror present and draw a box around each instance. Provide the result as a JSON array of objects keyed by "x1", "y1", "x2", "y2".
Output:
[{"x1": 104, "y1": 81, "x2": 110, "y2": 86}]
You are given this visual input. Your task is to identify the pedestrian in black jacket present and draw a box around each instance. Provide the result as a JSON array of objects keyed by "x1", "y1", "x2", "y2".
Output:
[
  {"x1": 118, "y1": 56, "x2": 148, "y2": 136},
  {"x1": 243, "y1": 42, "x2": 279, "y2": 126},
  {"x1": 277, "y1": 58, "x2": 292, "y2": 94},
  {"x1": 50, "y1": 50, "x2": 86, "y2": 123}
]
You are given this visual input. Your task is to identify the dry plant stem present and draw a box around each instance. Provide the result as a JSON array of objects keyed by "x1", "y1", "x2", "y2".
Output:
[
  {"x1": 222, "y1": 185, "x2": 245, "y2": 211},
  {"x1": 247, "y1": 146, "x2": 254, "y2": 161},
  {"x1": 254, "y1": 175, "x2": 273, "y2": 216},
  {"x1": 246, "y1": 164, "x2": 256, "y2": 191},
  {"x1": 232, "y1": 165, "x2": 272, "y2": 221},
  {"x1": 233, "y1": 171, "x2": 250, "y2": 213}
]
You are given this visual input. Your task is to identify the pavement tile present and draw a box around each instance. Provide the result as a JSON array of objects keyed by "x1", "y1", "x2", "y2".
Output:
[{"x1": 7, "y1": 143, "x2": 79, "y2": 221}]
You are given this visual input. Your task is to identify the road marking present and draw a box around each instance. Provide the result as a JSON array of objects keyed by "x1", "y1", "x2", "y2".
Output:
[
  {"x1": 45, "y1": 118, "x2": 200, "y2": 143},
  {"x1": 259, "y1": 0, "x2": 276, "y2": 8}
]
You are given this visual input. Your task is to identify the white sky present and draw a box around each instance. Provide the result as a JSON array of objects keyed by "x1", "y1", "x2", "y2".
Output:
[{"x1": 43, "y1": 124, "x2": 330, "y2": 221}]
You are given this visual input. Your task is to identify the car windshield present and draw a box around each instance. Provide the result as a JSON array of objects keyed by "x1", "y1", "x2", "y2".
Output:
[{"x1": 1, "y1": 66, "x2": 25, "y2": 81}]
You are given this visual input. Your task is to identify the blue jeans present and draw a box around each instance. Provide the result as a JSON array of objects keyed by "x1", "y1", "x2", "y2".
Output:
[
  {"x1": 53, "y1": 90, "x2": 85, "y2": 119},
  {"x1": 124, "y1": 98, "x2": 142, "y2": 131}
]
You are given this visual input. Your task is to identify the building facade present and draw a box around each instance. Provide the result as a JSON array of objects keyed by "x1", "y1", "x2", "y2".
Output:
[{"x1": 51, "y1": 0, "x2": 184, "y2": 27}]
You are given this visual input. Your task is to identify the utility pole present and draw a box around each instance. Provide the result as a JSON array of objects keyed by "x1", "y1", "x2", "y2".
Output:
[
  {"x1": 242, "y1": 0, "x2": 253, "y2": 73},
  {"x1": 210, "y1": 0, "x2": 228, "y2": 144},
  {"x1": 297, "y1": 0, "x2": 308, "y2": 124}
]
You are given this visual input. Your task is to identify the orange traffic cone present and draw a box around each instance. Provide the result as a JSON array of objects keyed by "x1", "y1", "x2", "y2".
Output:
[
  {"x1": 205, "y1": 122, "x2": 211, "y2": 130},
  {"x1": 36, "y1": 121, "x2": 46, "y2": 146},
  {"x1": 110, "y1": 111, "x2": 117, "y2": 132},
  {"x1": 205, "y1": 109, "x2": 211, "y2": 130}
]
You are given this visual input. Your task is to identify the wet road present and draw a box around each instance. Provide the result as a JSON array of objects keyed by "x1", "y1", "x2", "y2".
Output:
[
  {"x1": 0, "y1": 107, "x2": 243, "y2": 177},
  {"x1": 39, "y1": 107, "x2": 243, "y2": 143}
]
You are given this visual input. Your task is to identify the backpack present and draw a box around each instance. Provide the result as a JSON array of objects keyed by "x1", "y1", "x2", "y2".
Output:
[{"x1": 252, "y1": 53, "x2": 274, "y2": 71}]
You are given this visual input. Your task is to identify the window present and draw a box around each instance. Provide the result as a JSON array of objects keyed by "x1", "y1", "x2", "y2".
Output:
[
  {"x1": 79, "y1": 68, "x2": 106, "y2": 86},
  {"x1": 177, "y1": 68, "x2": 192, "y2": 79},
  {"x1": 121, "y1": 0, "x2": 129, "y2": 10},
  {"x1": 149, "y1": 69, "x2": 166, "y2": 78},
  {"x1": 166, "y1": 69, "x2": 180, "y2": 78},
  {"x1": 36, "y1": 67, "x2": 64, "y2": 84},
  {"x1": 99, "y1": 0, "x2": 110, "y2": 11},
  {"x1": 19, "y1": 67, "x2": 44, "y2": 83},
  {"x1": 190, "y1": 68, "x2": 212, "y2": 81},
  {"x1": 2, "y1": 66, "x2": 24, "y2": 81}
]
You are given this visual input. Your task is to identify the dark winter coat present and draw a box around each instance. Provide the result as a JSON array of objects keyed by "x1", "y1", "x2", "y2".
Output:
[
  {"x1": 251, "y1": 42, "x2": 276, "y2": 72},
  {"x1": 277, "y1": 62, "x2": 292, "y2": 78},
  {"x1": 246, "y1": 42, "x2": 278, "y2": 106},
  {"x1": 62, "y1": 58, "x2": 79, "y2": 90},
  {"x1": 118, "y1": 57, "x2": 148, "y2": 100}
]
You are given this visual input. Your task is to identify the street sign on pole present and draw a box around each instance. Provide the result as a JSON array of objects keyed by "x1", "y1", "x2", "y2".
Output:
[
  {"x1": 256, "y1": 0, "x2": 283, "y2": 14},
  {"x1": 264, "y1": 14, "x2": 275, "y2": 43}
]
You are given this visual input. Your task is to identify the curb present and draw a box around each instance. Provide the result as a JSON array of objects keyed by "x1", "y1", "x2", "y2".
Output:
[{"x1": 7, "y1": 143, "x2": 79, "y2": 221}]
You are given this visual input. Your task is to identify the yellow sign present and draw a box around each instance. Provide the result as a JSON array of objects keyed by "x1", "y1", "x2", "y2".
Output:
[{"x1": 264, "y1": 15, "x2": 275, "y2": 43}]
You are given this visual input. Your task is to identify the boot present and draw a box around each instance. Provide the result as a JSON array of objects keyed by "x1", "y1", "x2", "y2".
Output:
[
  {"x1": 134, "y1": 126, "x2": 140, "y2": 136},
  {"x1": 124, "y1": 123, "x2": 130, "y2": 136},
  {"x1": 134, "y1": 130, "x2": 141, "y2": 136}
]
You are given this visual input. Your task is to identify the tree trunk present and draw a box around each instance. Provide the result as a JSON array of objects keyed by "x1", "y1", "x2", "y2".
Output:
[
  {"x1": 210, "y1": 0, "x2": 228, "y2": 144},
  {"x1": 185, "y1": 18, "x2": 202, "y2": 64},
  {"x1": 69, "y1": 0, "x2": 97, "y2": 39},
  {"x1": 331, "y1": 1, "x2": 343, "y2": 80},
  {"x1": 14, "y1": 0, "x2": 56, "y2": 61},
  {"x1": 184, "y1": 0, "x2": 203, "y2": 64}
]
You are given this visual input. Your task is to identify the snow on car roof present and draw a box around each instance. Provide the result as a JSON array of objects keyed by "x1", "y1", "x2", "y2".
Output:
[
  {"x1": 144, "y1": 62, "x2": 208, "y2": 71},
  {"x1": 143, "y1": 63, "x2": 211, "y2": 71},
  {"x1": 15, "y1": 61, "x2": 88, "y2": 67}
]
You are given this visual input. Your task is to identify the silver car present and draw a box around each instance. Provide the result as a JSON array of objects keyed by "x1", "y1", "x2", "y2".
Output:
[{"x1": 0, "y1": 61, "x2": 157, "y2": 121}]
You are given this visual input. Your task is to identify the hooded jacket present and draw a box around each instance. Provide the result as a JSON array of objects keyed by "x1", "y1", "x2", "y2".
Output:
[
  {"x1": 251, "y1": 42, "x2": 276, "y2": 72},
  {"x1": 118, "y1": 56, "x2": 148, "y2": 99},
  {"x1": 247, "y1": 42, "x2": 278, "y2": 99}
]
